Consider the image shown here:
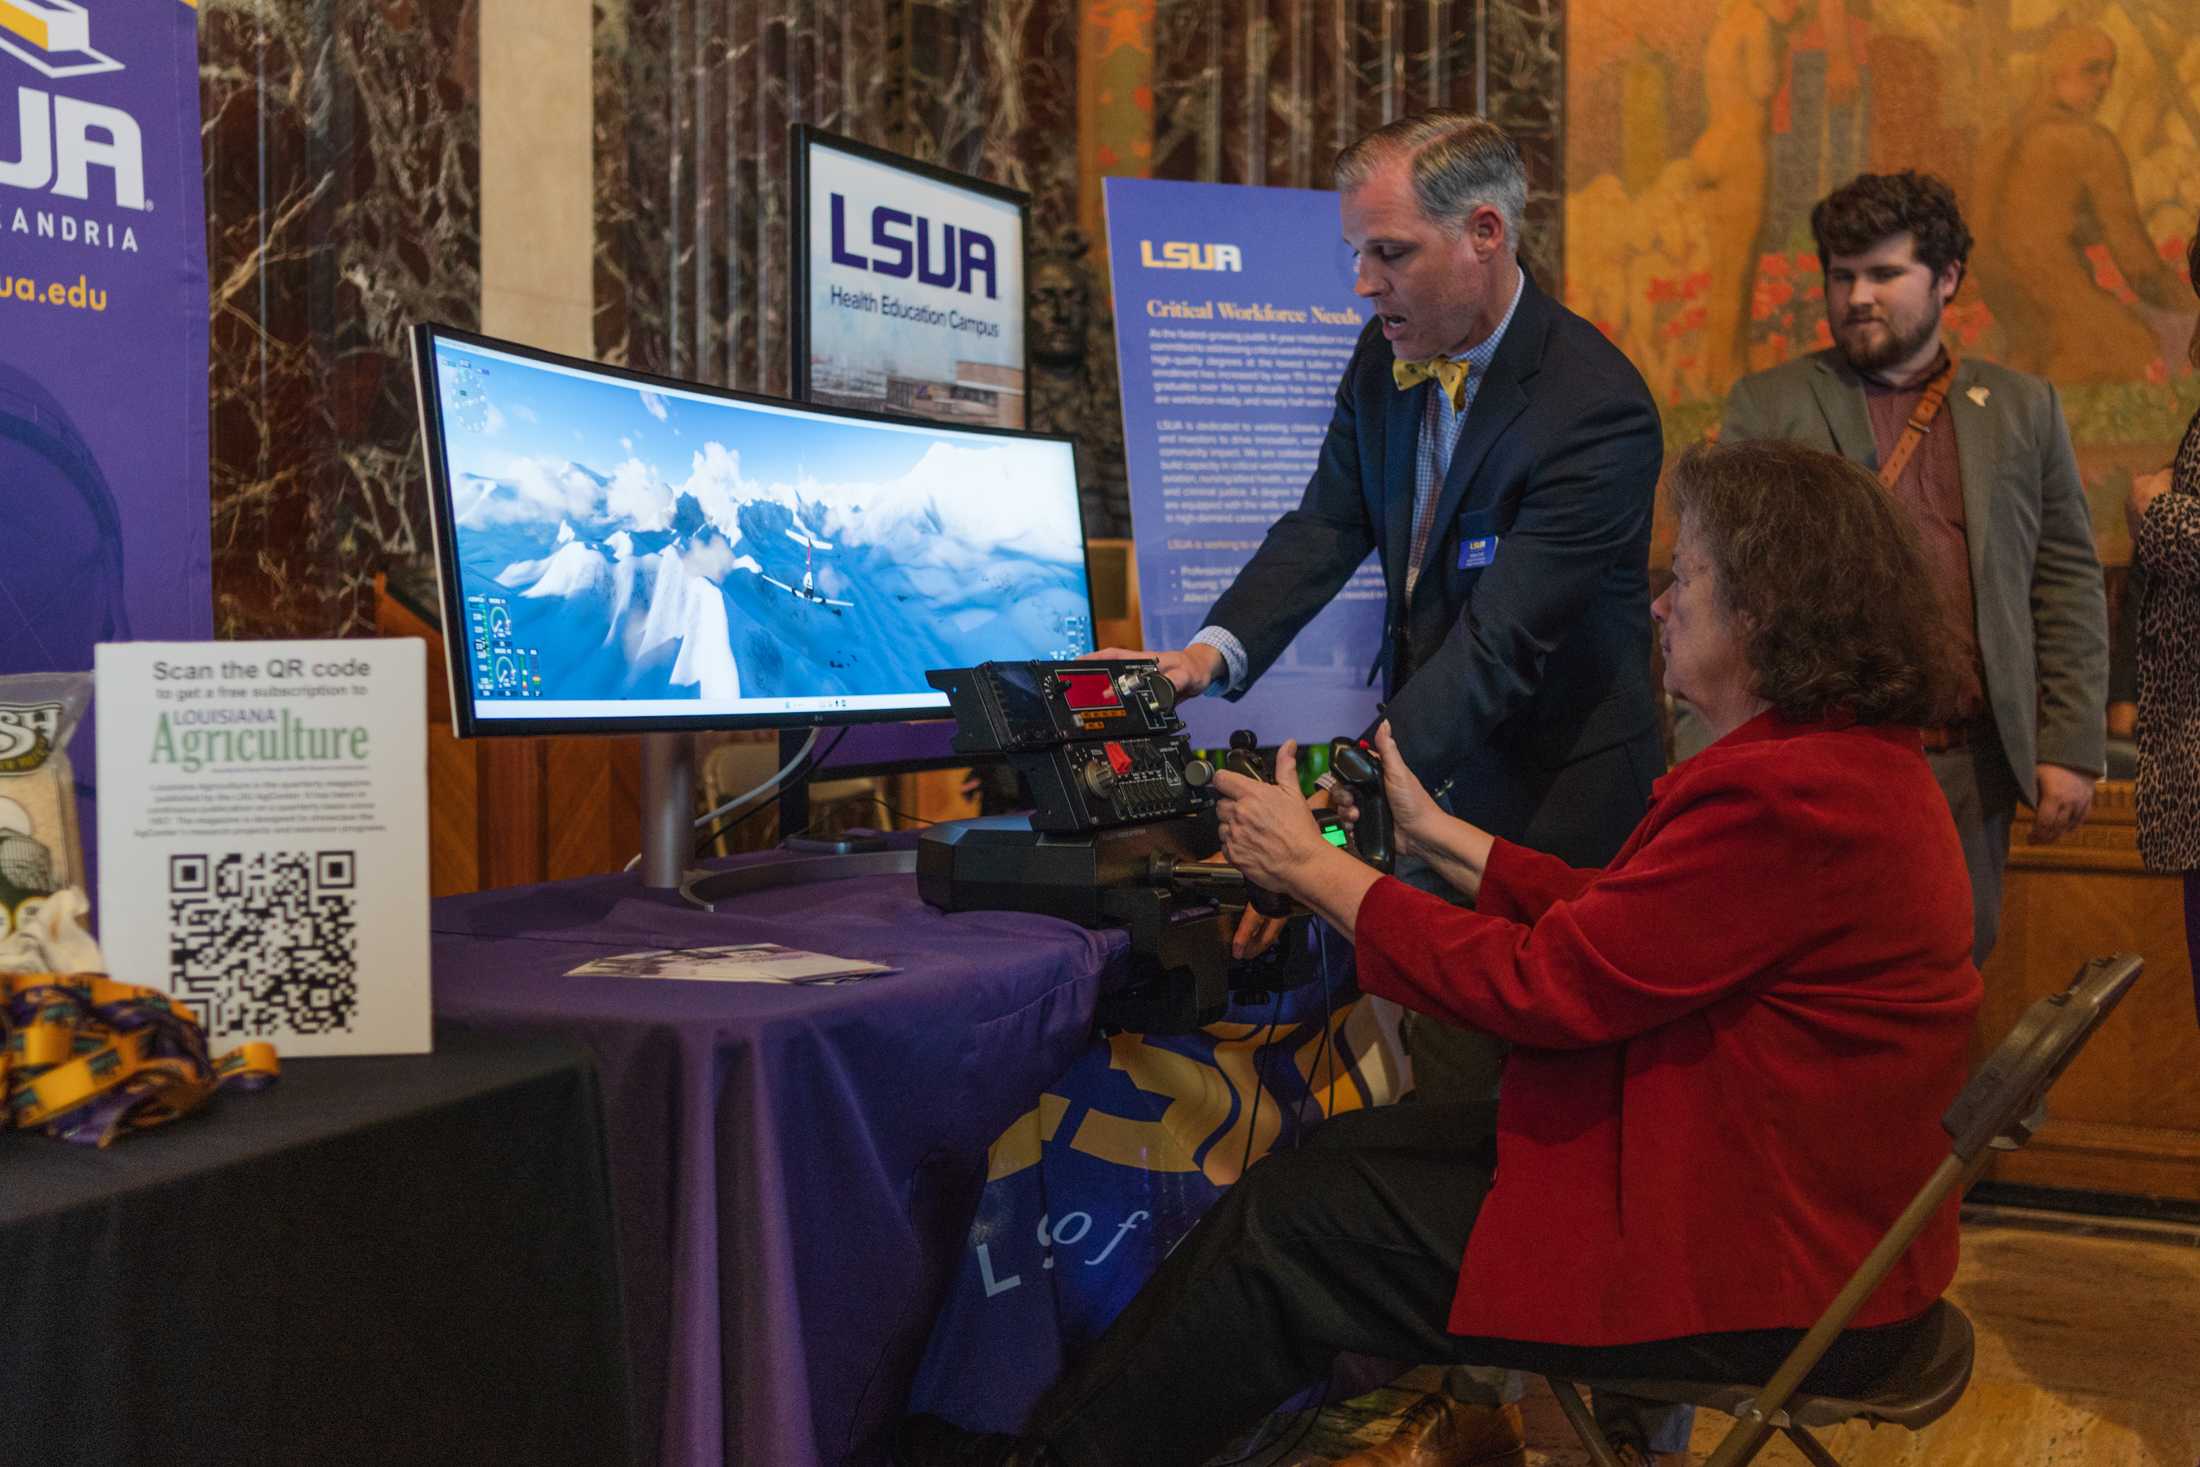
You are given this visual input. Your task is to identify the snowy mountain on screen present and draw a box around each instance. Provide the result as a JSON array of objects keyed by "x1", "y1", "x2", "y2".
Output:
[{"x1": 452, "y1": 440, "x2": 1088, "y2": 703}]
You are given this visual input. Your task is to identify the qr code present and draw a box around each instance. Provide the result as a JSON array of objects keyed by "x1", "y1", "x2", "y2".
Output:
[{"x1": 169, "y1": 851, "x2": 359, "y2": 1035}]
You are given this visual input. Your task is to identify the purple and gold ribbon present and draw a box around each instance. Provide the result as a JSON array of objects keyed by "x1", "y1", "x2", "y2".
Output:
[{"x1": 2, "y1": 972, "x2": 278, "y2": 1147}]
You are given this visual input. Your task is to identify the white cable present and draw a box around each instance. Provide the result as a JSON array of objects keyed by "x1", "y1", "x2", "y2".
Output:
[
  {"x1": 692, "y1": 728, "x2": 821, "y2": 828},
  {"x1": 619, "y1": 729, "x2": 826, "y2": 872}
]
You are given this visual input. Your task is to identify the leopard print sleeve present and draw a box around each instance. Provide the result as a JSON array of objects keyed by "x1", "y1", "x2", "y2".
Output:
[
  {"x1": 2138, "y1": 493, "x2": 2200, "y2": 586},
  {"x1": 2136, "y1": 417, "x2": 2200, "y2": 587}
]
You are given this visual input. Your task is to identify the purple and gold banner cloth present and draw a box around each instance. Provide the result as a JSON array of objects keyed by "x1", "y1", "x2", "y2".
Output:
[
  {"x1": 908, "y1": 935, "x2": 1407, "y2": 1433},
  {"x1": 0, "y1": 0, "x2": 213, "y2": 853}
]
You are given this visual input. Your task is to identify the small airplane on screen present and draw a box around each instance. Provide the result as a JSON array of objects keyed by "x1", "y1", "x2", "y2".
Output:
[{"x1": 760, "y1": 527, "x2": 853, "y2": 612}]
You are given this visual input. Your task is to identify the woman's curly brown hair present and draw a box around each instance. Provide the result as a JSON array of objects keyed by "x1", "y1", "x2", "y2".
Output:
[{"x1": 1670, "y1": 439, "x2": 1953, "y2": 726}]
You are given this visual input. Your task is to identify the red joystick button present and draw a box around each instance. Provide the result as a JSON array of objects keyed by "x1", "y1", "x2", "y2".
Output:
[{"x1": 1105, "y1": 741, "x2": 1133, "y2": 776}]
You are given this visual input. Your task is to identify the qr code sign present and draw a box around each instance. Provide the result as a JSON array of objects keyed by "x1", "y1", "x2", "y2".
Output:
[{"x1": 169, "y1": 851, "x2": 360, "y2": 1035}]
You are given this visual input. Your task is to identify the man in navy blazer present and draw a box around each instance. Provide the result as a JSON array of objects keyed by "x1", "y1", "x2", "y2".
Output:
[
  {"x1": 1108, "y1": 112, "x2": 1678, "y2": 1462},
  {"x1": 1136, "y1": 115, "x2": 1663, "y2": 874},
  {"x1": 1128, "y1": 113, "x2": 1664, "y2": 958}
]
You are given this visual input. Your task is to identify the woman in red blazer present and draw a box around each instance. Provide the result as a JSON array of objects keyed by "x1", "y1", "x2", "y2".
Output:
[{"x1": 895, "y1": 440, "x2": 1981, "y2": 1467}]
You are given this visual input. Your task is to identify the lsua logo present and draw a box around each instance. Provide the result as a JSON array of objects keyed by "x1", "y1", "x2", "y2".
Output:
[
  {"x1": 828, "y1": 193, "x2": 999, "y2": 299},
  {"x1": 0, "y1": 0, "x2": 121, "y2": 78},
  {"x1": 1140, "y1": 240, "x2": 1243, "y2": 271},
  {"x1": 0, "y1": 0, "x2": 149, "y2": 221}
]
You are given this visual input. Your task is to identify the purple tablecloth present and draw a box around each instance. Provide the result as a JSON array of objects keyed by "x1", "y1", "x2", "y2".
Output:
[{"x1": 431, "y1": 862, "x2": 1125, "y2": 1467}]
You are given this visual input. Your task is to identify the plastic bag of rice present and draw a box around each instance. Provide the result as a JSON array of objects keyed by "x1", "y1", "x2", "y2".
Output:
[{"x1": 0, "y1": 671, "x2": 91, "y2": 940}]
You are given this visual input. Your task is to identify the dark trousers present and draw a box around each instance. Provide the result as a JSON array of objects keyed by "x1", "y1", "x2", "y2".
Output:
[
  {"x1": 1923, "y1": 722, "x2": 2022, "y2": 967},
  {"x1": 1026, "y1": 1102, "x2": 1927, "y2": 1467}
]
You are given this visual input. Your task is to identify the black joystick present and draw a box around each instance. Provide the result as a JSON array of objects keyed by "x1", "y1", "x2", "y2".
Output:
[
  {"x1": 1221, "y1": 728, "x2": 1271, "y2": 786},
  {"x1": 1222, "y1": 730, "x2": 1295, "y2": 917},
  {"x1": 1328, "y1": 738, "x2": 1394, "y2": 873}
]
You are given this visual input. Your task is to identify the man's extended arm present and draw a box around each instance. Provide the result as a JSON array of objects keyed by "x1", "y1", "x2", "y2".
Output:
[{"x1": 1196, "y1": 326, "x2": 1383, "y2": 692}]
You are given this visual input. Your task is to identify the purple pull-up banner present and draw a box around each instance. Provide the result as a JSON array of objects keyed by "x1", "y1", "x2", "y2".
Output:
[
  {"x1": 1103, "y1": 177, "x2": 1382, "y2": 748},
  {"x1": 0, "y1": 0, "x2": 212, "y2": 857}
]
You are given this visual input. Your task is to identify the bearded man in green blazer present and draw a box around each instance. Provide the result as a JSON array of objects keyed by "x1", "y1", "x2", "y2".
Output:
[{"x1": 1721, "y1": 170, "x2": 2108, "y2": 966}]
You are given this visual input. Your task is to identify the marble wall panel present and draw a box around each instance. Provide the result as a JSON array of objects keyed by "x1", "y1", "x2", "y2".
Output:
[
  {"x1": 598, "y1": 0, "x2": 1149, "y2": 540},
  {"x1": 592, "y1": 0, "x2": 1562, "y2": 543},
  {"x1": 597, "y1": 0, "x2": 922, "y2": 394},
  {"x1": 1150, "y1": 0, "x2": 1563, "y2": 283},
  {"x1": 192, "y1": 1, "x2": 1559, "y2": 631},
  {"x1": 200, "y1": 0, "x2": 481, "y2": 638}
]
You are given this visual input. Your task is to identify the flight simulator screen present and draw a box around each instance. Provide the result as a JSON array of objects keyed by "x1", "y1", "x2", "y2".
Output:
[{"x1": 412, "y1": 327, "x2": 1095, "y2": 734}]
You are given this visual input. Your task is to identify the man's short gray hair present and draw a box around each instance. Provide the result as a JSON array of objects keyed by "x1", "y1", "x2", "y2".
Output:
[{"x1": 1334, "y1": 111, "x2": 1526, "y2": 247}]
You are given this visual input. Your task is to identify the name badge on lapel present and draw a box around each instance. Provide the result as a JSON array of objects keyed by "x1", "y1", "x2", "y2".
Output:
[{"x1": 1458, "y1": 535, "x2": 1499, "y2": 570}]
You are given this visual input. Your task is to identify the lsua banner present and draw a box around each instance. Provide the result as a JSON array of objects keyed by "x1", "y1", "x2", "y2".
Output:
[
  {"x1": 0, "y1": 0, "x2": 213, "y2": 850},
  {"x1": 1103, "y1": 177, "x2": 1383, "y2": 749},
  {"x1": 908, "y1": 952, "x2": 1409, "y2": 1432},
  {"x1": 0, "y1": 0, "x2": 211, "y2": 656}
]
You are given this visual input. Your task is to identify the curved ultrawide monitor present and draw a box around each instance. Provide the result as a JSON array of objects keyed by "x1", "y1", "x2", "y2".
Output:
[{"x1": 410, "y1": 325, "x2": 1094, "y2": 736}]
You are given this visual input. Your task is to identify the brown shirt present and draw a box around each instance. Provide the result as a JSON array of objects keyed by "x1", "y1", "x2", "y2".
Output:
[{"x1": 1863, "y1": 352, "x2": 1986, "y2": 722}]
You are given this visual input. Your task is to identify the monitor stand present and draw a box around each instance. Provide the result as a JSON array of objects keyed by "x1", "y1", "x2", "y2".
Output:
[{"x1": 637, "y1": 731, "x2": 917, "y2": 909}]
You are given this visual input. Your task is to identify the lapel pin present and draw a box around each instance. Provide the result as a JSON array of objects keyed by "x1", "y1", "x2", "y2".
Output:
[{"x1": 1966, "y1": 386, "x2": 1990, "y2": 407}]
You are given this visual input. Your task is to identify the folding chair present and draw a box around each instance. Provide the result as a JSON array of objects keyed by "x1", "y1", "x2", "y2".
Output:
[{"x1": 1546, "y1": 951, "x2": 2145, "y2": 1467}]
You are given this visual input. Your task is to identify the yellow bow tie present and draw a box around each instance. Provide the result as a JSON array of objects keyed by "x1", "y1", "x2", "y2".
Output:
[{"x1": 1392, "y1": 356, "x2": 1471, "y2": 411}]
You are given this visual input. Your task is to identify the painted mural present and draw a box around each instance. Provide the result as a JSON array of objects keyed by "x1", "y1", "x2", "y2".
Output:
[{"x1": 1564, "y1": 0, "x2": 2200, "y2": 561}]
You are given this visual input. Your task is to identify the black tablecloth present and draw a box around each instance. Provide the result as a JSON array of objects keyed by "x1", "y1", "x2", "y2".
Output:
[{"x1": 1, "y1": 1025, "x2": 635, "y2": 1467}]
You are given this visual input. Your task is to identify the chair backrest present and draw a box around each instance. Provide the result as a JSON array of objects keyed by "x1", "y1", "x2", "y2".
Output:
[
  {"x1": 1687, "y1": 953, "x2": 2147, "y2": 1467},
  {"x1": 1941, "y1": 952, "x2": 2144, "y2": 1164}
]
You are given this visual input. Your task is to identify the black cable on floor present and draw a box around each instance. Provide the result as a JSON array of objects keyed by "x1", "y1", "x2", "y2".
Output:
[
  {"x1": 1302, "y1": 921, "x2": 1338, "y2": 1140},
  {"x1": 1235, "y1": 987, "x2": 1286, "y2": 1192}
]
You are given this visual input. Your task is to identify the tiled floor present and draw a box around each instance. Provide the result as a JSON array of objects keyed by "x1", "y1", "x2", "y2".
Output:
[{"x1": 1243, "y1": 1209, "x2": 2200, "y2": 1466}]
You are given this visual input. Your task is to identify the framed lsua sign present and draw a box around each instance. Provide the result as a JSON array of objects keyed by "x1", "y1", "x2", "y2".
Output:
[{"x1": 790, "y1": 124, "x2": 1030, "y2": 431}]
